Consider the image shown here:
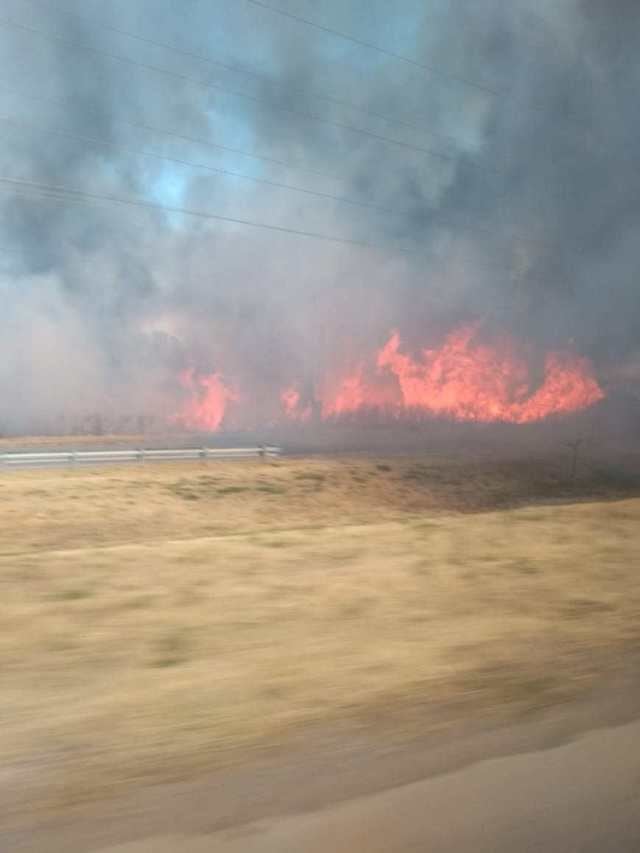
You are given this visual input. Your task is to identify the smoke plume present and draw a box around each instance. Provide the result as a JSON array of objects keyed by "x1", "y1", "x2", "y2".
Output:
[{"x1": 0, "y1": 0, "x2": 638, "y2": 433}]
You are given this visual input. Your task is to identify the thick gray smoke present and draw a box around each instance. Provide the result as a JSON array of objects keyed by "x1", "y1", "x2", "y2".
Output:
[{"x1": 0, "y1": 0, "x2": 638, "y2": 433}]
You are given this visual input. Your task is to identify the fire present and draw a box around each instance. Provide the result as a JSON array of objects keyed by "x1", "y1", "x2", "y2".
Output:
[
  {"x1": 174, "y1": 368, "x2": 236, "y2": 431},
  {"x1": 174, "y1": 324, "x2": 605, "y2": 430},
  {"x1": 280, "y1": 385, "x2": 312, "y2": 422},
  {"x1": 321, "y1": 366, "x2": 367, "y2": 418},
  {"x1": 318, "y1": 325, "x2": 604, "y2": 424},
  {"x1": 321, "y1": 364, "x2": 401, "y2": 418}
]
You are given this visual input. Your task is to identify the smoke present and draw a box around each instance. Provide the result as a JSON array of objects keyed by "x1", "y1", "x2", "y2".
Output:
[{"x1": 0, "y1": 0, "x2": 638, "y2": 432}]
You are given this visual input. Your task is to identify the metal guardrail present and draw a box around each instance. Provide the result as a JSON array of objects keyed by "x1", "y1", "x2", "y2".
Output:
[{"x1": 0, "y1": 446, "x2": 282, "y2": 467}]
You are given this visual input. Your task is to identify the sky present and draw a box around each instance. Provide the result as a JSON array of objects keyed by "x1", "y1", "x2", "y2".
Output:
[{"x1": 0, "y1": 0, "x2": 638, "y2": 432}]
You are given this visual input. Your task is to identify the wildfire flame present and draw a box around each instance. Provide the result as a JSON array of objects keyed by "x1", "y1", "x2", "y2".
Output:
[
  {"x1": 326, "y1": 326, "x2": 604, "y2": 423},
  {"x1": 321, "y1": 364, "x2": 400, "y2": 418},
  {"x1": 280, "y1": 385, "x2": 312, "y2": 422},
  {"x1": 174, "y1": 325, "x2": 605, "y2": 431},
  {"x1": 174, "y1": 368, "x2": 237, "y2": 431}
]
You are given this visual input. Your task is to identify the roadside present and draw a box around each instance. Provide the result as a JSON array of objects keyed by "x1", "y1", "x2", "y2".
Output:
[
  {"x1": 4, "y1": 655, "x2": 640, "y2": 852},
  {"x1": 1, "y1": 458, "x2": 640, "y2": 818},
  {"x1": 94, "y1": 719, "x2": 640, "y2": 852}
]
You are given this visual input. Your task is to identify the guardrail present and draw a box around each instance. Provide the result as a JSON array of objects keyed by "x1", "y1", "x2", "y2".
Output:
[{"x1": 0, "y1": 446, "x2": 282, "y2": 467}]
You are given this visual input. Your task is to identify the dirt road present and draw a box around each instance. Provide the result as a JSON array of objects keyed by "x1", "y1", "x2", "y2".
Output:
[
  {"x1": 94, "y1": 718, "x2": 640, "y2": 853},
  {"x1": 6, "y1": 669, "x2": 640, "y2": 853}
]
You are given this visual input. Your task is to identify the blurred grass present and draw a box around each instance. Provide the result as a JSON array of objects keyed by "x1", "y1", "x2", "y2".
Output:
[
  {"x1": 1, "y1": 454, "x2": 639, "y2": 557},
  {"x1": 1, "y1": 455, "x2": 640, "y2": 808}
]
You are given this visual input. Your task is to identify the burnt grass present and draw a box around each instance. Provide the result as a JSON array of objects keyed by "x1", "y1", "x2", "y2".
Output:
[
  {"x1": 397, "y1": 456, "x2": 640, "y2": 512},
  {"x1": 163, "y1": 453, "x2": 640, "y2": 517}
]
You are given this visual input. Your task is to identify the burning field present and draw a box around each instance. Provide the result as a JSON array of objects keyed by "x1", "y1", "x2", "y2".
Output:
[
  {"x1": 173, "y1": 323, "x2": 605, "y2": 433},
  {"x1": 1, "y1": 0, "x2": 639, "y2": 451},
  {"x1": 2, "y1": 453, "x2": 640, "y2": 816},
  {"x1": 0, "y1": 1, "x2": 638, "y2": 457}
]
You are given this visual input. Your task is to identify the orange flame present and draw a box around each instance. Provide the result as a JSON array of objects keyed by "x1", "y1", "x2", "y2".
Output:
[
  {"x1": 321, "y1": 366, "x2": 366, "y2": 418},
  {"x1": 375, "y1": 327, "x2": 604, "y2": 423},
  {"x1": 175, "y1": 368, "x2": 236, "y2": 431},
  {"x1": 280, "y1": 384, "x2": 312, "y2": 422},
  {"x1": 311, "y1": 325, "x2": 604, "y2": 424},
  {"x1": 321, "y1": 364, "x2": 401, "y2": 418},
  {"x1": 173, "y1": 324, "x2": 605, "y2": 431}
]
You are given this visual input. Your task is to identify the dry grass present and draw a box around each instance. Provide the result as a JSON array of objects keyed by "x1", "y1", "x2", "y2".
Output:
[
  {"x1": 1, "y1": 455, "x2": 640, "y2": 809},
  {"x1": 0, "y1": 433, "x2": 151, "y2": 449}
]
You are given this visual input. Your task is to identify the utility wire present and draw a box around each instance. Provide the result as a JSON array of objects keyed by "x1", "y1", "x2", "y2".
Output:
[
  {"x1": 0, "y1": 175, "x2": 382, "y2": 248},
  {"x1": 22, "y1": 0, "x2": 458, "y2": 147},
  {"x1": 1, "y1": 112, "x2": 533, "y2": 249},
  {"x1": 0, "y1": 10, "x2": 562, "y2": 259},
  {"x1": 0, "y1": 176, "x2": 540, "y2": 283},
  {"x1": 0, "y1": 84, "x2": 339, "y2": 182},
  {"x1": 0, "y1": 15, "x2": 474, "y2": 168},
  {"x1": 244, "y1": 1, "x2": 596, "y2": 131},
  {"x1": 244, "y1": 0, "x2": 501, "y2": 97},
  {"x1": 0, "y1": 114, "x2": 399, "y2": 216},
  {"x1": 0, "y1": 109, "x2": 562, "y2": 255},
  {"x1": 0, "y1": 81, "x2": 514, "y2": 212}
]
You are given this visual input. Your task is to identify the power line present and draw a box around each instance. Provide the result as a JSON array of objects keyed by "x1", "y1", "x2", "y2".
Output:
[
  {"x1": 23, "y1": 0, "x2": 457, "y2": 148},
  {"x1": 244, "y1": 1, "x2": 595, "y2": 133},
  {"x1": 0, "y1": 11, "x2": 594, "y2": 273},
  {"x1": 0, "y1": 111, "x2": 563, "y2": 256},
  {"x1": 5, "y1": 115, "x2": 562, "y2": 256},
  {"x1": 0, "y1": 84, "x2": 339, "y2": 182},
  {"x1": 0, "y1": 114, "x2": 400, "y2": 216},
  {"x1": 0, "y1": 177, "x2": 549, "y2": 285},
  {"x1": 0, "y1": 9, "x2": 564, "y2": 264},
  {"x1": 244, "y1": 0, "x2": 501, "y2": 97},
  {"x1": 1, "y1": 86, "x2": 524, "y2": 241},
  {"x1": 0, "y1": 15, "x2": 474, "y2": 169},
  {"x1": 0, "y1": 175, "x2": 507, "y2": 261},
  {"x1": 0, "y1": 175, "x2": 383, "y2": 248}
]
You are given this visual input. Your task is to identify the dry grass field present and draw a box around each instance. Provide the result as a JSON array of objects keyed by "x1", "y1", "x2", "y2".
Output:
[
  {"x1": 0, "y1": 433, "x2": 151, "y2": 450},
  {"x1": 1, "y1": 453, "x2": 640, "y2": 811}
]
